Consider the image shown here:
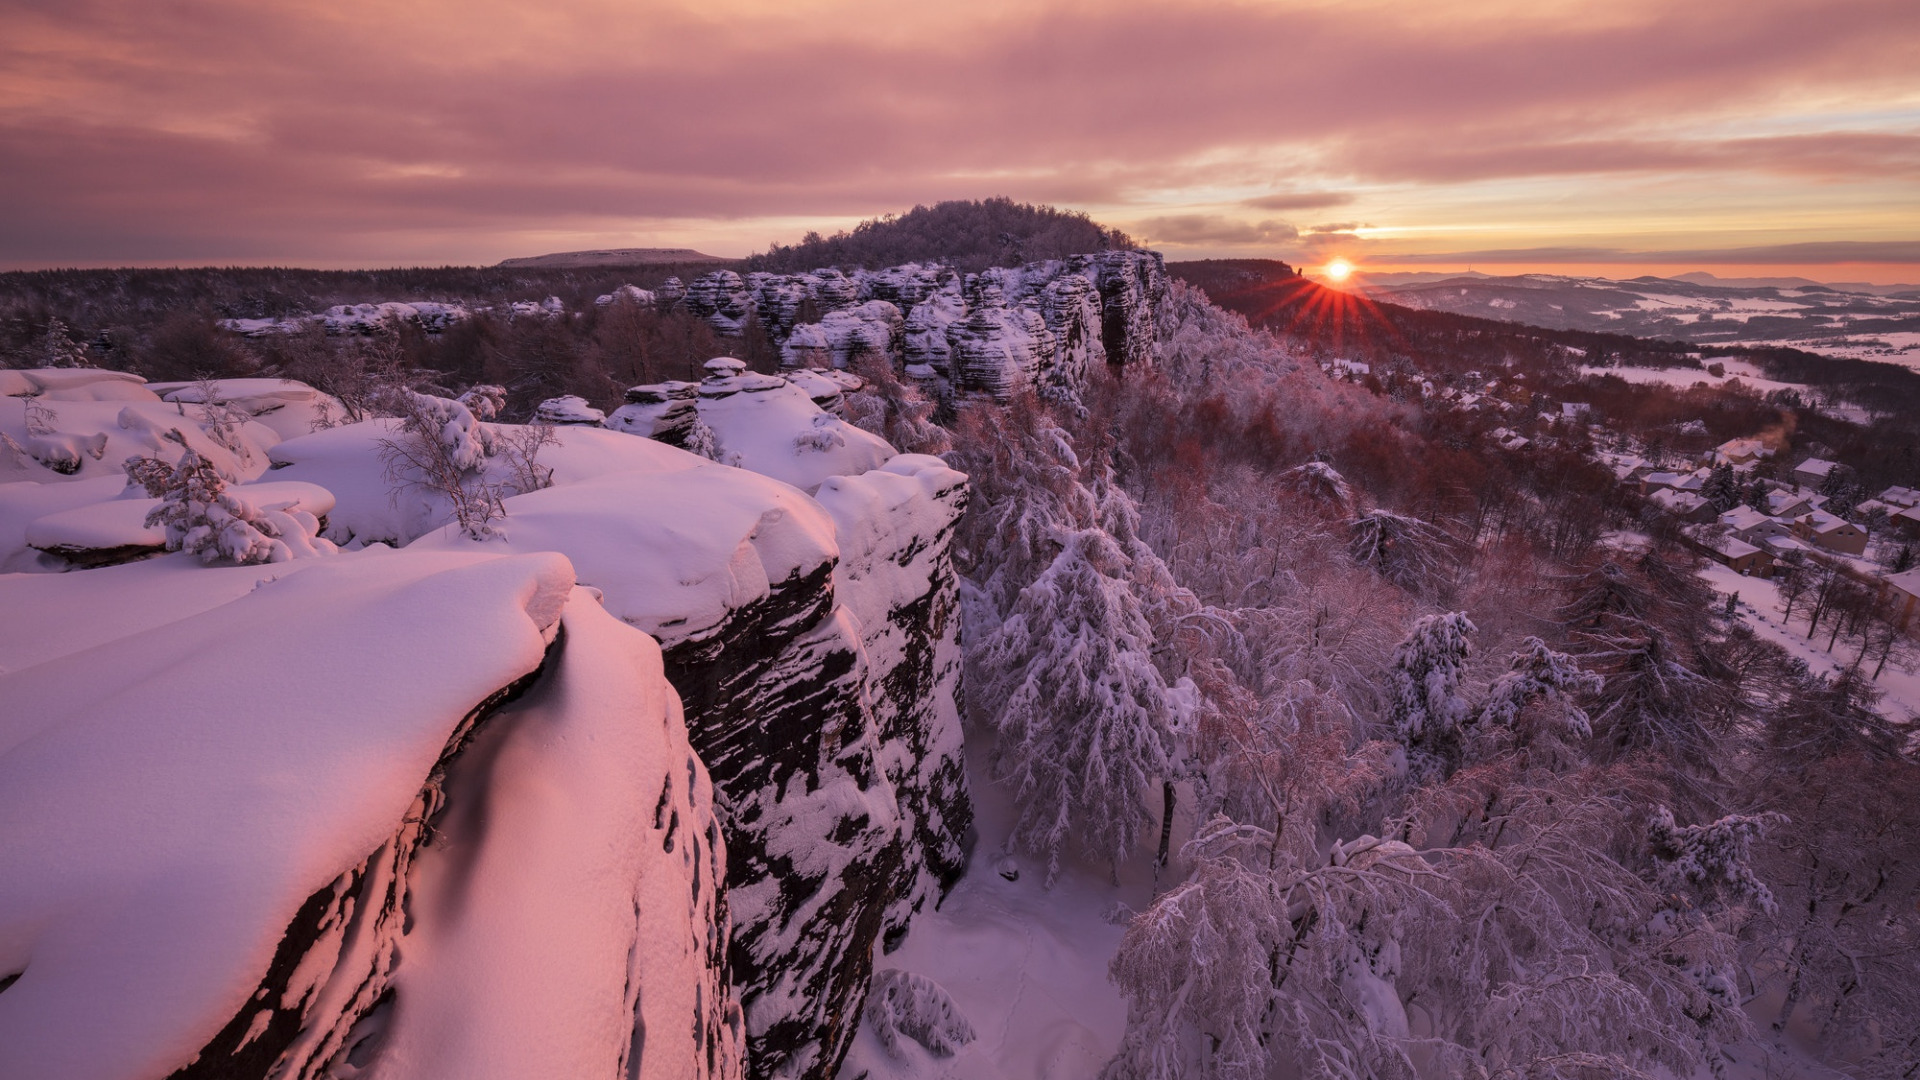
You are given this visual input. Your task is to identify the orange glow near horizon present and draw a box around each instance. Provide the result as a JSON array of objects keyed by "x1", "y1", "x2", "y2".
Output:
[
  {"x1": 0, "y1": 0, "x2": 1915, "y2": 275},
  {"x1": 1324, "y1": 258, "x2": 1354, "y2": 282}
]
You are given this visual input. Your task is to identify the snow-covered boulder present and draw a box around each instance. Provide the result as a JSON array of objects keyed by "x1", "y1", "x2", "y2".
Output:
[
  {"x1": 2, "y1": 396, "x2": 278, "y2": 485},
  {"x1": 1, "y1": 367, "x2": 159, "y2": 403},
  {"x1": 0, "y1": 475, "x2": 127, "y2": 570},
  {"x1": 606, "y1": 381, "x2": 707, "y2": 450},
  {"x1": 23, "y1": 496, "x2": 165, "y2": 567},
  {"x1": 152, "y1": 378, "x2": 345, "y2": 440},
  {"x1": 0, "y1": 549, "x2": 740, "y2": 1080},
  {"x1": 534, "y1": 394, "x2": 607, "y2": 425},
  {"x1": 784, "y1": 368, "x2": 863, "y2": 417},
  {"x1": 595, "y1": 283, "x2": 658, "y2": 307},
  {"x1": 695, "y1": 366, "x2": 893, "y2": 492}
]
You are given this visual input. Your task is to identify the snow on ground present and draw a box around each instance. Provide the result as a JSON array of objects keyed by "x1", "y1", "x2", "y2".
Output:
[
  {"x1": 1725, "y1": 330, "x2": 1920, "y2": 371},
  {"x1": 265, "y1": 421, "x2": 703, "y2": 546},
  {"x1": 0, "y1": 548, "x2": 573, "y2": 1080},
  {"x1": 839, "y1": 728, "x2": 1165, "y2": 1080},
  {"x1": 1578, "y1": 363, "x2": 1876, "y2": 422},
  {"x1": 411, "y1": 463, "x2": 840, "y2": 648},
  {"x1": 1, "y1": 393, "x2": 280, "y2": 485},
  {"x1": 1698, "y1": 561, "x2": 1920, "y2": 724},
  {"x1": 149, "y1": 378, "x2": 347, "y2": 440},
  {"x1": 1578, "y1": 363, "x2": 1810, "y2": 399},
  {"x1": 696, "y1": 370, "x2": 894, "y2": 493}
]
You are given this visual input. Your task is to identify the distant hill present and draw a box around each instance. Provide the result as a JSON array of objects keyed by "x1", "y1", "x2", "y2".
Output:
[
  {"x1": 1357, "y1": 271, "x2": 1920, "y2": 367},
  {"x1": 496, "y1": 248, "x2": 729, "y2": 269},
  {"x1": 742, "y1": 197, "x2": 1135, "y2": 274}
]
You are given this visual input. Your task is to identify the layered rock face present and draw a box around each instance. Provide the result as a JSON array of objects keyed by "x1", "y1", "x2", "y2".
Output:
[
  {"x1": 586, "y1": 374, "x2": 973, "y2": 1080},
  {"x1": 665, "y1": 251, "x2": 1165, "y2": 399},
  {"x1": 643, "y1": 455, "x2": 968, "y2": 1080}
]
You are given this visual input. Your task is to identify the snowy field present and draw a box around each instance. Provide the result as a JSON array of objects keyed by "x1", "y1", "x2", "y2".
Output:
[
  {"x1": 1699, "y1": 562, "x2": 1920, "y2": 725},
  {"x1": 1578, "y1": 362, "x2": 1876, "y2": 422},
  {"x1": 1725, "y1": 331, "x2": 1920, "y2": 371}
]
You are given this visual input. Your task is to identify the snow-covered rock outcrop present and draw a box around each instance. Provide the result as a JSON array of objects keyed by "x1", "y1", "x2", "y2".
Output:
[
  {"x1": 5, "y1": 368, "x2": 973, "y2": 1080},
  {"x1": 0, "y1": 550, "x2": 739, "y2": 1080},
  {"x1": 613, "y1": 250, "x2": 1165, "y2": 401},
  {"x1": 419, "y1": 403, "x2": 971, "y2": 1080},
  {"x1": 221, "y1": 302, "x2": 472, "y2": 338},
  {"x1": 685, "y1": 270, "x2": 753, "y2": 336}
]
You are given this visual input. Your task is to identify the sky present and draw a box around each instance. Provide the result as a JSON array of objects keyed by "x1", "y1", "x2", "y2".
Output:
[{"x1": 1, "y1": 0, "x2": 1916, "y2": 282}]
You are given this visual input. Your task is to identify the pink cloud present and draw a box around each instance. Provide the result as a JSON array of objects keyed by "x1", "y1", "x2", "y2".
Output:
[{"x1": 0, "y1": 0, "x2": 1915, "y2": 266}]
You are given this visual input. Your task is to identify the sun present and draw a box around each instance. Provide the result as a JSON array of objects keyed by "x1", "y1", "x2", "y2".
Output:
[{"x1": 1324, "y1": 258, "x2": 1354, "y2": 282}]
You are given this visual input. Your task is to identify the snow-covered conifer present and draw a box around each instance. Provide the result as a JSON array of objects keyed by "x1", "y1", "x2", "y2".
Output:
[
  {"x1": 977, "y1": 526, "x2": 1175, "y2": 883},
  {"x1": 1279, "y1": 460, "x2": 1354, "y2": 514},
  {"x1": 863, "y1": 970, "x2": 976, "y2": 1059},
  {"x1": 1385, "y1": 611, "x2": 1475, "y2": 763},
  {"x1": 1647, "y1": 805, "x2": 1782, "y2": 915},
  {"x1": 36, "y1": 317, "x2": 90, "y2": 368},
  {"x1": 1700, "y1": 463, "x2": 1740, "y2": 512},
  {"x1": 1347, "y1": 509, "x2": 1454, "y2": 592},
  {"x1": 145, "y1": 440, "x2": 335, "y2": 564},
  {"x1": 1477, "y1": 636, "x2": 1600, "y2": 738}
]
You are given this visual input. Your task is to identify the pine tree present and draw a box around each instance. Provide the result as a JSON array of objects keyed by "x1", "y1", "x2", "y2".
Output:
[
  {"x1": 144, "y1": 437, "x2": 334, "y2": 564},
  {"x1": 1701, "y1": 463, "x2": 1740, "y2": 512},
  {"x1": 1384, "y1": 611, "x2": 1475, "y2": 767},
  {"x1": 1346, "y1": 510, "x2": 1455, "y2": 593},
  {"x1": 36, "y1": 317, "x2": 90, "y2": 368},
  {"x1": 978, "y1": 527, "x2": 1176, "y2": 884},
  {"x1": 1476, "y1": 636, "x2": 1600, "y2": 738}
]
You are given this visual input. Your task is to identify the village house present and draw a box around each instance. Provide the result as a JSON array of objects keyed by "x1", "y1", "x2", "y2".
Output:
[
  {"x1": 1792, "y1": 510, "x2": 1868, "y2": 556},
  {"x1": 1718, "y1": 506, "x2": 1797, "y2": 547},
  {"x1": 1688, "y1": 530, "x2": 1774, "y2": 577},
  {"x1": 1793, "y1": 456, "x2": 1839, "y2": 489},
  {"x1": 1715, "y1": 437, "x2": 1771, "y2": 465},
  {"x1": 1766, "y1": 490, "x2": 1815, "y2": 519},
  {"x1": 1879, "y1": 485, "x2": 1919, "y2": 509},
  {"x1": 1650, "y1": 488, "x2": 1714, "y2": 523}
]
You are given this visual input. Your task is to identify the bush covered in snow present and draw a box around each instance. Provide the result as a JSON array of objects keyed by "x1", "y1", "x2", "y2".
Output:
[{"x1": 144, "y1": 437, "x2": 334, "y2": 564}]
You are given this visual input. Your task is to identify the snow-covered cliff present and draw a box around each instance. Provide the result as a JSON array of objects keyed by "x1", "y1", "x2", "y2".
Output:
[{"x1": 1, "y1": 365, "x2": 972, "y2": 1080}]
